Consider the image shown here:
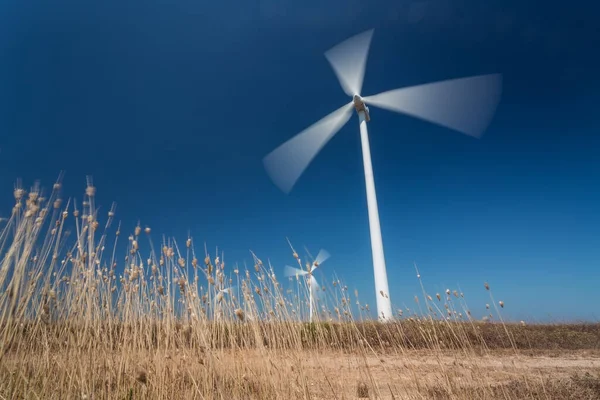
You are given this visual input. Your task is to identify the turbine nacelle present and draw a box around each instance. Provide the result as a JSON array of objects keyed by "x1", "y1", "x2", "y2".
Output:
[{"x1": 353, "y1": 94, "x2": 370, "y2": 122}]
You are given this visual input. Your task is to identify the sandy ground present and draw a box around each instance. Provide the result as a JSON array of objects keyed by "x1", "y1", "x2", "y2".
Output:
[
  {"x1": 2, "y1": 348, "x2": 599, "y2": 399},
  {"x1": 234, "y1": 349, "x2": 600, "y2": 399}
]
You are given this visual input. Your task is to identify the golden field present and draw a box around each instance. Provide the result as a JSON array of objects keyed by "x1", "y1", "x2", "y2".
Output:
[{"x1": 0, "y1": 177, "x2": 599, "y2": 399}]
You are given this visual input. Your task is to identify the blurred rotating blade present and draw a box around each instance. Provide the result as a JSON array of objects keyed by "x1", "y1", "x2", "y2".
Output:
[
  {"x1": 310, "y1": 275, "x2": 325, "y2": 300},
  {"x1": 363, "y1": 74, "x2": 503, "y2": 138},
  {"x1": 309, "y1": 275, "x2": 319, "y2": 294},
  {"x1": 215, "y1": 286, "x2": 236, "y2": 304},
  {"x1": 313, "y1": 249, "x2": 330, "y2": 268},
  {"x1": 263, "y1": 102, "x2": 354, "y2": 194},
  {"x1": 220, "y1": 286, "x2": 237, "y2": 295},
  {"x1": 284, "y1": 265, "x2": 308, "y2": 278},
  {"x1": 324, "y1": 29, "x2": 374, "y2": 97}
]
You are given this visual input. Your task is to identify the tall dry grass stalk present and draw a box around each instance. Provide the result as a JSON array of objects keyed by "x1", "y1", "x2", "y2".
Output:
[{"x1": 0, "y1": 176, "x2": 599, "y2": 399}]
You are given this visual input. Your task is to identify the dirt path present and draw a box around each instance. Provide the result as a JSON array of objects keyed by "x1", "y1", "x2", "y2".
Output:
[{"x1": 241, "y1": 349, "x2": 600, "y2": 399}]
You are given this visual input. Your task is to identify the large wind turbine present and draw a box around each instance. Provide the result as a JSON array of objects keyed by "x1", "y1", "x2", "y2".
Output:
[{"x1": 263, "y1": 29, "x2": 502, "y2": 322}]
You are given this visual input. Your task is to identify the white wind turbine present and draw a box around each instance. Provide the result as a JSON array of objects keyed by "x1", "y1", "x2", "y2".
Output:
[
  {"x1": 263, "y1": 29, "x2": 502, "y2": 321},
  {"x1": 284, "y1": 248, "x2": 330, "y2": 322},
  {"x1": 214, "y1": 285, "x2": 237, "y2": 320}
]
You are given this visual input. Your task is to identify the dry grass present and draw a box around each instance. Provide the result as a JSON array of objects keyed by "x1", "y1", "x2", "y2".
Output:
[{"x1": 0, "y1": 176, "x2": 598, "y2": 399}]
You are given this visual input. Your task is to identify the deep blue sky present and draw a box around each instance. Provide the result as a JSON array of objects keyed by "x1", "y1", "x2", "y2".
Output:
[{"x1": 1, "y1": 0, "x2": 598, "y2": 322}]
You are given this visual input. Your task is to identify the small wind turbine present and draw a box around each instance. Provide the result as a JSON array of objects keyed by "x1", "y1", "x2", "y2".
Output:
[
  {"x1": 263, "y1": 29, "x2": 502, "y2": 322},
  {"x1": 284, "y1": 248, "x2": 330, "y2": 322},
  {"x1": 214, "y1": 285, "x2": 236, "y2": 320}
]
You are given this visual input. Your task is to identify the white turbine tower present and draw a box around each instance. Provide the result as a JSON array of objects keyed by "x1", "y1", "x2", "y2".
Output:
[
  {"x1": 263, "y1": 29, "x2": 502, "y2": 322},
  {"x1": 284, "y1": 248, "x2": 330, "y2": 322}
]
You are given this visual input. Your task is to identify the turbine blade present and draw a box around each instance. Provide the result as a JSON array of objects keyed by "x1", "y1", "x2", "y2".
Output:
[
  {"x1": 263, "y1": 102, "x2": 354, "y2": 194},
  {"x1": 303, "y1": 245, "x2": 314, "y2": 262},
  {"x1": 221, "y1": 285, "x2": 237, "y2": 294},
  {"x1": 324, "y1": 29, "x2": 374, "y2": 97},
  {"x1": 314, "y1": 249, "x2": 331, "y2": 266},
  {"x1": 310, "y1": 275, "x2": 324, "y2": 300},
  {"x1": 284, "y1": 265, "x2": 307, "y2": 277},
  {"x1": 310, "y1": 275, "x2": 318, "y2": 291},
  {"x1": 363, "y1": 74, "x2": 502, "y2": 138}
]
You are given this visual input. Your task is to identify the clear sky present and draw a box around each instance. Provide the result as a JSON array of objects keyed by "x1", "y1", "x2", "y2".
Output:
[{"x1": 0, "y1": 0, "x2": 598, "y2": 322}]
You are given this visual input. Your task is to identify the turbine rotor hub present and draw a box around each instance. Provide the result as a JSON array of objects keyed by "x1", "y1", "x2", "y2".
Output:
[{"x1": 353, "y1": 94, "x2": 370, "y2": 121}]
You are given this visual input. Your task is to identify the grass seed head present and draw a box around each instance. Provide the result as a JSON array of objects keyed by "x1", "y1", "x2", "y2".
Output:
[
  {"x1": 136, "y1": 369, "x2": 147, "y2": 385},
  {"x1": 14, "y1": 188, "x2": 25, "y2": 201},
  {"x1": 234, "y1": 308, "x2": 245, "y2": 320}
]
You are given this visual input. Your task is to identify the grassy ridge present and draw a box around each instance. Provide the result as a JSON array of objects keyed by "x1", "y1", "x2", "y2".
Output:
[{"x1": 3, "y1": 320, "x2": 599, "y2": 353}]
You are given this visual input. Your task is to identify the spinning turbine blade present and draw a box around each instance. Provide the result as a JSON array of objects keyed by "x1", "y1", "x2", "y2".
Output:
[
  {"x1": 363, "y1": 74, "x2": 503, "y2": 138},
  {"x1": 284, "y1": 265, "x2": 308, "y2": 278},
  {"x1": 221, "y1": 286, "x2": 237, "y2": 294},
  {"x1": 325, "y1": 29, "x2": 374, "y2": 97},
  {"x1": 314, "y1": 249, "x2": 330, "y2": 267},
  {"x1": 303, "y1": 245, "x2": 315, "y2": 261},
  {"x1": 215, "y1": 287, "x2": 235, "y2": 304},
  {"x1": 309, "y1": 275, "x2": 319, "y2": 294},
  {"x1": 263, "y1": 102, "x2": 354, "y2": 194},
  {"x1": 309, "y1": 275, "x2": 325, "y2": 301}
]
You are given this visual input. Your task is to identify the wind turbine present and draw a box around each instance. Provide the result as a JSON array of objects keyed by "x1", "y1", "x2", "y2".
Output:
[
  {"x1": 263, "y1": 29, "x2": 503, "y2": 322},
  {"x1": 284, "y1": 248, "x2": 330, "y2": 322},
  {"x1": 214, "y1": 284, "x2": 237, "y2": 320}
]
